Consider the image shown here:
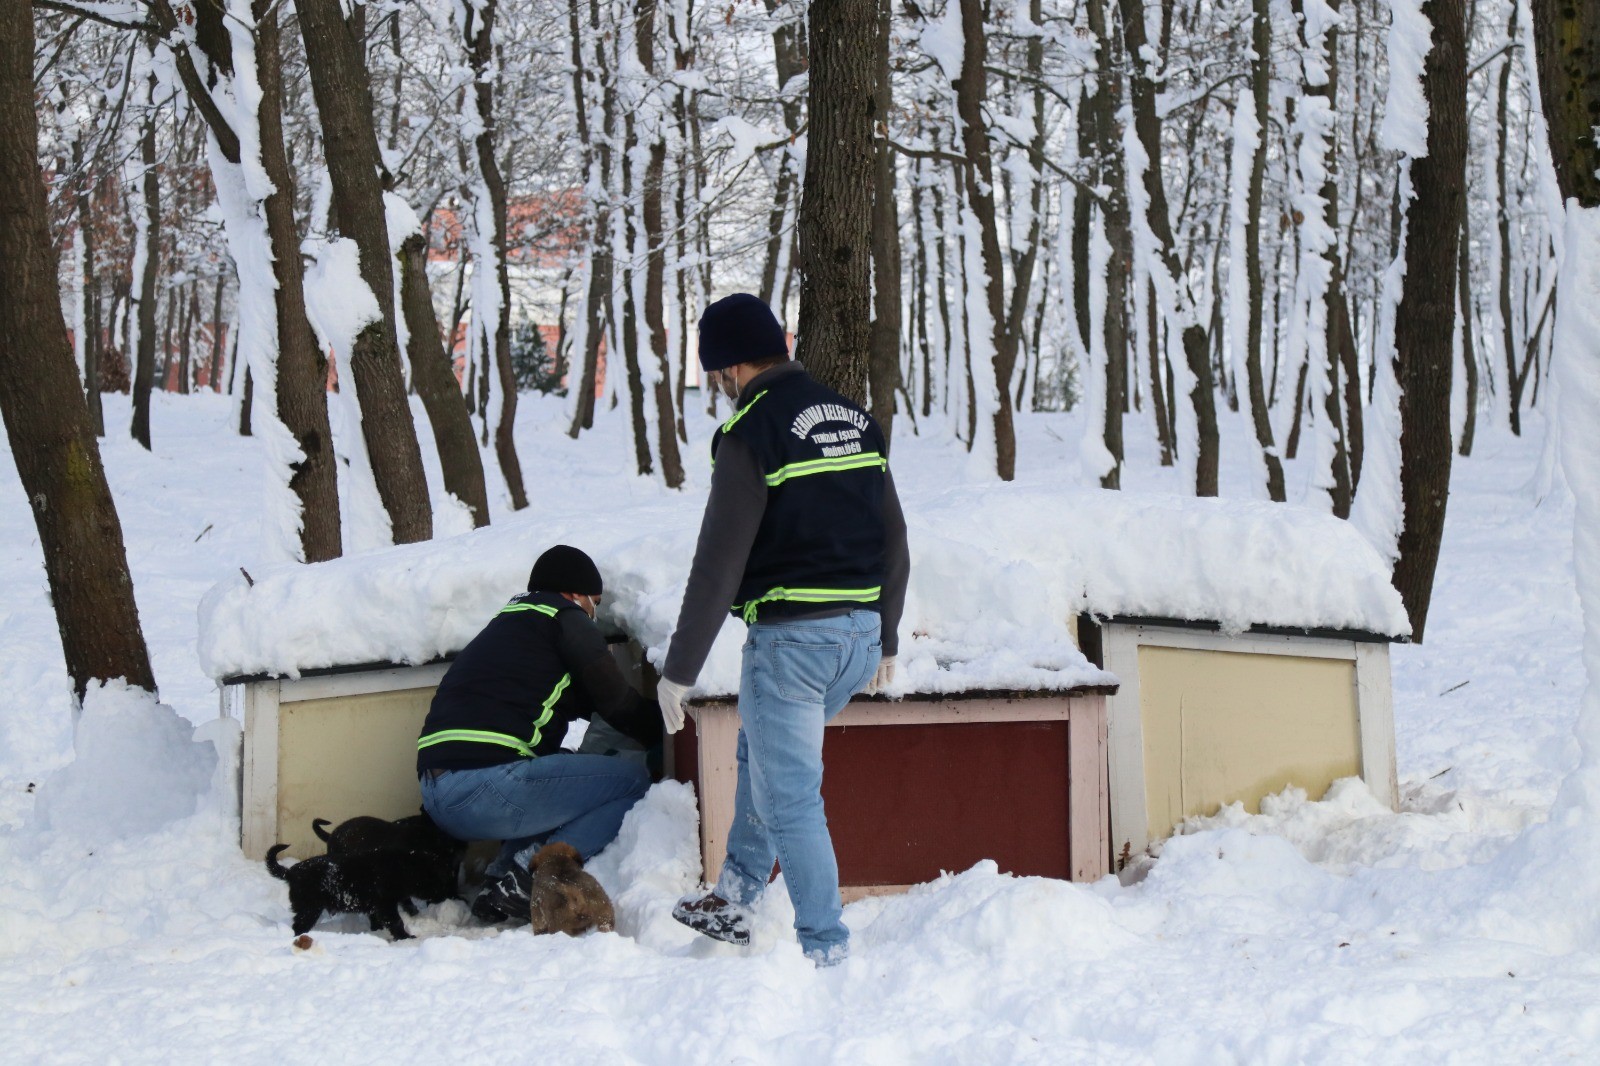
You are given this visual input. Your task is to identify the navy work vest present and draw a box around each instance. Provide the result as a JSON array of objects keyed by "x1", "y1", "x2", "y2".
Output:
[
  {"x1": 713, "y1": 367, "x2": 887, "y2": 624},
  {"x1": 416, "y1": 592, "x2": 590, "y2": 770}
]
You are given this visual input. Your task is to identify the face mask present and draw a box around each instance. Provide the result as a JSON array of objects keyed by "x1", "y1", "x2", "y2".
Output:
[{"x1": 716, "y1": 370, "x2": 739, "y2": 401}]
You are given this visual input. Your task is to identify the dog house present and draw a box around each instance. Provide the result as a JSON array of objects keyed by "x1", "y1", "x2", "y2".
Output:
[{"x1": 201, "y1": 485, "x2": 1408, "y2": 882}]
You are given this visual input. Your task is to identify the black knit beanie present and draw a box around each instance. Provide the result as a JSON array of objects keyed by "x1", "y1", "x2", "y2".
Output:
[
  {"x1": 698, "y1": 293, "x2": 787, "y2": 372},
  {"x1": 527, "y1": 545, "x2": 603, "y2": 595}
]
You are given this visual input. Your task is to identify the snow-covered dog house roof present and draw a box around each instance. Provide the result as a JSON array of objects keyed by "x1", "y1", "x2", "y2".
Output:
[{"x1": 198, "y1": 485, "x2": 1405, "y2": 688}]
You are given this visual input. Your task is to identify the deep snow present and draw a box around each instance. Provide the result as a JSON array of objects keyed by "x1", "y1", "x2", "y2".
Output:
[{"x1": 0, "y1": 389, "x2": 1594, "y2": 1063}]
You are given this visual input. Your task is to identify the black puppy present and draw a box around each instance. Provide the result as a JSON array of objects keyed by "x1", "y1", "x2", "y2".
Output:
[
  {"x1": 311, "y1": 809, "x2": 461, "y2": 860},
  {"x1": 266, "y1": 844, "x2": 457, "y2": 940}
]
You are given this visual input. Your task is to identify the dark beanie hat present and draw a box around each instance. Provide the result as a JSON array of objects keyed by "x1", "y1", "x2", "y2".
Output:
[
  {"x1": 527, "y1": 544, "x2": 603, "y2": 595},
  {"x1": 698, "y1": 293, "x2": 787, "y2": 372}
]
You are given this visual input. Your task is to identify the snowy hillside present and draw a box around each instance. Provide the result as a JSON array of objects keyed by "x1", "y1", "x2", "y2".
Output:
[{"x1": 1, "y1": 392, "x2": 1594, "y2": 1063}]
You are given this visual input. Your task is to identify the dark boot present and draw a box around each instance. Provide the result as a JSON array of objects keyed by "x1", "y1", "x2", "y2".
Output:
[
  {"x1": 671, "y1": 892, "x2": 752, "y2": 946},
  {"x1": 471, "y1": 866, "x2": 532, "y2": 925}
]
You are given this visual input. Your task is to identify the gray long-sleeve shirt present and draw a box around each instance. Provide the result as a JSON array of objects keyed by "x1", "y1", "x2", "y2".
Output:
[{"x1": 662, "y1": 366, "x2": 910, "y2": 687}]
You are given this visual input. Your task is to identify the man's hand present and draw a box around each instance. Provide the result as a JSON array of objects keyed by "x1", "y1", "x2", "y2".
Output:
[
  {"x1": 865, "y1": 656, "x2": 896, "y2": 697},
  {"x1": 658, "y1": 678, "x2": 692, "y2": 734}
]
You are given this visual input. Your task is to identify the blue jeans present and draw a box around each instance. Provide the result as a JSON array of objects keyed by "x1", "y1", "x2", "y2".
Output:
[
  {"x1": 716, "y1": 609, "x2": 881, "y2": 961},
  {"x1": 420, "y1": 753, "x2": 650, "y2": 875}
]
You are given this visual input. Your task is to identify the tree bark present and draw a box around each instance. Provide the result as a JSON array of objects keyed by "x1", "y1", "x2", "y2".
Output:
[
  {"x1": 1243, "y1": 0, "x2": 1284, "y2": 500},
  {"x1": 131, "y1": 73, "x2": 158, "y2": 452},
  {"x1": 954, "y1": 0, "x2": 1018, "y2": 478},
  {"x1": 566, "y1": 0, "x2": 608, "y2": 438},
  {"x1": 1085, "y1": 0, "x2": 1133, "y2": 485},
  {"x1": 1457, "y1": 214, "x2": 1478, "y2": 456},
  {"x1": 637, "y1": 0, "x2": 685, "y2": 488},
  {"x1": 1120, "y1": 0, "x2": 1217, "y2": 495},
  {"x1": 251, "y1": 0, "x2": 343, "y2": 560},
  {"x1": 398, "y1": 233, "x2": 491, "y2": 526},
  {"x1": 463, "y1": 0, "x2": 530, "y2": 509},
  {"x1": 76, "y1": 160, "x2": 104, "y2": 436},
  {"x1": 1496, "y1": 0, "x2": 1524, "y2": 435},
  {"x1": 1531, "y1": 0, "x2": 1600, "y2": 207},
  {"x1": 0, "y1": 0, "x2": 156, "y2": 698},
  {"x1": 868, "y1": 0, "x2": 902, "y2": 447},
  {"x1": 298, "y1": 0, "x2": 434, "y2": 541},
  {"x1": 759, "y1": 0, "x2": 807, "y2": 312},
  {"x1": 1391, "y1": 0, "x2": 1466, "y2": 642},
  {"x1": 794, "y1": 0, "x2": 875, "y2": 406}
]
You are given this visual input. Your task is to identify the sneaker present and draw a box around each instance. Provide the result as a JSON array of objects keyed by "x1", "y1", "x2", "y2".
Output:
[
  {"x1": 671, "y1": 892, "x2": 752, "y2": 946},
  {"x1": 471, "y1": 866, "x2": 532, "y2": 925}
]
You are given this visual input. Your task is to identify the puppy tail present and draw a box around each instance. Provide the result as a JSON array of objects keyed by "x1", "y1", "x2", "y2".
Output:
[
  {"x1": 311, "y1": 818, "x2": 333, "y2": 844},
  {"x1": 265, "y1": 844, "x2": 293, "y2": 881}
]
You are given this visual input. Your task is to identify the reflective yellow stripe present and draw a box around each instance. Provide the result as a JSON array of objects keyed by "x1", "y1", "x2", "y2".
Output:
[
  {"x1": 417, "y1": 672, "x2": 572, "y2": 756},
  {"x1": 528, "y1": 673, "x2": 570, "y2": 751},
  {"x1": 764, "y1": 452, "x2": 886, "y2": 487},
  {"x1": 721, "y1": 389, "x2": 768, "y2": 433},
  {"x1": 737, "y1": 586, "x2": 882, "y2": 624},
  {"x1": 417, "y1": 729, "x2": 534, "y2": 757},
  {"x1": 499, "y1": 602, "x2": 560, "y2": 617}
]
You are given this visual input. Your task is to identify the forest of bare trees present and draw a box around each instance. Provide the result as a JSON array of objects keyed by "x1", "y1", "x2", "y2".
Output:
[{"x1": 3, "y1": 0, "x2": 1588, "y2": 692}]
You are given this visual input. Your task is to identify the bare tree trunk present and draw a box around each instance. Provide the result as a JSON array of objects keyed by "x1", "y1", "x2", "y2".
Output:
[
  {"x1": 76, "y1": 162, "x2": 104, "y2": 436},
  {"x1": 1495, "y1": 25, "x2": 1523, "y2": 435},
  {"x1": 463, "y1": 0, "x2": 530, "y2": 509},
  {"x1": 0, "y1": 1, "x2": 156, "y2": 698},
  {"x1": 868, "y1": 0, "x2": 902, "y2": 447},
  {"x1": 1120, "y1": 0, "x2": 1217, "y2": 495},
  {"x1": 298, "y1": 0, "x2": 434, "y2": 541},
  {"x1": 637, "y1": 0, "x2": 685, "y2": 488},
  {"x1": 208, "y1": 272, "x2": 226, "y2": 393},
  {"x1": 251, "y1": 0, "x2": 343, "y2": 560},
  {"x1": 131, "y1": 73, "x2": 158, "y2": 452},
  {"x1": 399, "y1": 234, "x2": 491, "y2": 526},
  {"x1": 953, "y1": 0, "x2": 1020, "y2": 478},
  {"x1": 1458, "y1": 214, "x2": 1478, "y2": 456},
  {"x1": 759, "y1": 0, "x2": 807, "y2": 311},
  {"x1": 794, "y1": 0, "x2": 875, "y2": 406},
  {"x1": 1390, "y1": 0, "x2": 1466, "y2": 642},
  {"x1": 1244, "y1": 0, "x2": 1284, "y2": 500},
  {"x1": 1085, "y1": 0, "x2": 1132, "y2": 485},
  {"x1": 566, "y1": 0, "x2": 607, "y2": 438}
]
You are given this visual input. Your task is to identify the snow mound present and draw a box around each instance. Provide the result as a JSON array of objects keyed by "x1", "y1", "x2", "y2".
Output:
[{"x1": 31, "y1": 681, "x2": 218, "y2": 845}]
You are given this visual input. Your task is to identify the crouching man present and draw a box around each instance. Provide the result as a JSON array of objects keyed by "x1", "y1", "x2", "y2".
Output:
[
  {"x1": 660, "y1": 294, "x2": 910, "y2": 966},
  {"x1": 417, "y1": 544, "x2": 662, "y2": 923}
]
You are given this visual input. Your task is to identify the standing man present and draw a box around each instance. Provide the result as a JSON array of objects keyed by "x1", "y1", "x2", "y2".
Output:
[
  {"x1": 660, "y1": 293, "x2": 910, "y2": 966},
  {"x1": 418, "y1": 545, "x2": 661, "y2": 923}
]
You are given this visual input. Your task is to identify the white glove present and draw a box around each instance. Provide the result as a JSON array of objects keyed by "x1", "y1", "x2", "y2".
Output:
[
  {"x1": 658, "y1": 678, "x2": 691, "y2": 734},
  {"x1": 865, "y1": 656, "x2": 896, "y2": 697}
]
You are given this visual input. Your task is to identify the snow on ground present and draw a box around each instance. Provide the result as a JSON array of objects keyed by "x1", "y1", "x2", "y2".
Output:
[{"x1": 1, "y1": 391, "x2": 1596, "y2": 1062}]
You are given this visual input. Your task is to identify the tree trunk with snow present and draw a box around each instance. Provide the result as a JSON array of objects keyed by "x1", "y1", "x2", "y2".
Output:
[
  {"x1": 794, "y1": 0, "x2": 875, "y2": 406},
  {"x1": 397, "y1": 233, "x2": 490, "y2": 527},
  {"x1": 760, "y1": 0, "x2": 807, "y2": 313},
  {"x1": 566, "y1": 0, "x2": 609, "y2": 439},
  {"x1": 0, "y1": 0, "x2": 156, "y2": 699},
  {"x1": 1390, "y1": 0, "x2": 1466, "y2": 642},
  {"x1": 1241, "y1": 0, "x2": 1284, "y2": 500},
  {"x1": 954, "y1": 0, "x2": 1017, "y2": 479},
  {"x1": 1119, "y1": 0, "x2": 1217, "y2": 496},
  {"x1": 298, "y1": 0, "x2": 434, "y2": 541},
  {"x1": 637, "y1": 0, "x2": 686, "y2": 489},
  {"x1": 1530, "y1": 0, "x2": 1600, "y2": 806},
  {"x1": 462, "y1": 0, "x2": 530, "y2": 510}
]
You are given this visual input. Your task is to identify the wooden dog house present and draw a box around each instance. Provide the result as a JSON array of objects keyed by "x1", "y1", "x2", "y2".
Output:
[{"x1": 673, "y1": 686, "x2": 1115, "y2": 900}]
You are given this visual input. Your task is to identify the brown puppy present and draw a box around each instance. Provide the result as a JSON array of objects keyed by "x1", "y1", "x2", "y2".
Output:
[{"x1": 527, "y1": 842, "x2": 615, "y2": 936}]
